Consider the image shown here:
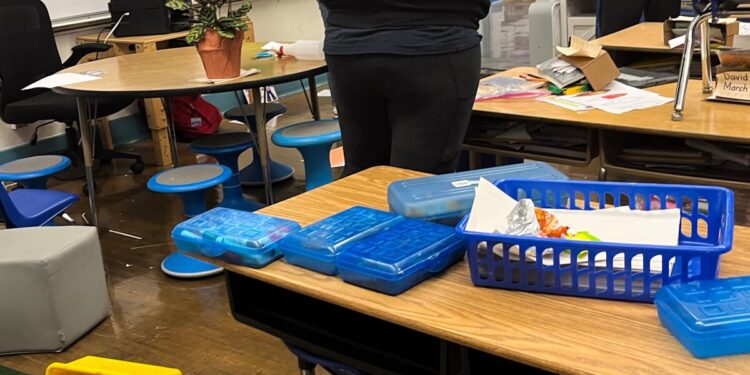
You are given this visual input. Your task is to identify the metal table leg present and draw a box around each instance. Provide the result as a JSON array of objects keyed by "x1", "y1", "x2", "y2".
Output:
[
  {"x1": 76, "y1": 97, "x2": 99, "y2": 227},
  {"x1": 673, "y1": 8, "x2": 750, "y2": 121},
  {"x1": 308, "y1": 76, "x2": 321, "y2": 121},
  {"x1": 672, "y1": 14, "x2": 710, "y2": 121},
  {"x1": 234, "y1": 89, "x2": 274, "y2": 205}
]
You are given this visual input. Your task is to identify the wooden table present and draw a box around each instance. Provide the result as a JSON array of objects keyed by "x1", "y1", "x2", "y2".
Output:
[
  {"x1": 469, "y1": 67, "x2": 750, "y2": 188},
  {"x1": 54, "y1": 42, "x2": 327, "y2": 227},
  {"x1": 473, "y1": 68, "x2": 750, "y2": 144},
  {"x1": 223, "y1": 166, "x2": 750, "y2": 374},
  {"x1": 76, "y1": 25, "x2": 254, "y2": 166},
  {"x1": 594, "y1": 22, "x2": 675, "y2": 54}
]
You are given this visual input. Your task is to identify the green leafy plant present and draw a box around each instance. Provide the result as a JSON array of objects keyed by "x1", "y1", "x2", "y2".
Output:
[{"x1": 166, "y1": 0, "x2": 252, "y2": 44}]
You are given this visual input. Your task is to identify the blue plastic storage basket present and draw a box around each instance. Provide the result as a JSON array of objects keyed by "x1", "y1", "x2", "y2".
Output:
[
  {"x1": 655, "y1": 276, "x2": 750, "y2": 358},
  {"x1": 172, "y1": 208, "x2": 301, "y2": 268},
  {"x1": 456, "y1": 179, "x2": 734, "y2": 302}
]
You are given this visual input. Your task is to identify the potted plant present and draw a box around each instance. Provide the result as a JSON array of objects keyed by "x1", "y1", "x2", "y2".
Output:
[{"x1": 166, "y1": 0, "x2": 252, "y2": 79}]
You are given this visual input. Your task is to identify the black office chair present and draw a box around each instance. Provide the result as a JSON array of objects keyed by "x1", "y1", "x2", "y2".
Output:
[{"x1": 0, "y1": 0, "x2": 144, "y2": 190}]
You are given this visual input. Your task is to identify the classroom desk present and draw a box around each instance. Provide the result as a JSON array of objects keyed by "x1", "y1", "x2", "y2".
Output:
[
  {"x1": 54, "y1": 42, "x2": 327, "y2": 227},
  {"x1": 469, "y1": 67, "x2": 750, "y2": 187},
  {"x1": 222, "y1": 166, "x2": 750, "y2": 374},
  {"x1": 76, "y1": 23, "x2": 254, "y2": 166},
  {"x1": 594, "y1": 22, "x2": 675, "y2": 54}
]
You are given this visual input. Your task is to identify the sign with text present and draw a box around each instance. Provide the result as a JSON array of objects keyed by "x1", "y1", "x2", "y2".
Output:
[{"x1": 715, "y1": 71, "x2": 750, "y2": 101}]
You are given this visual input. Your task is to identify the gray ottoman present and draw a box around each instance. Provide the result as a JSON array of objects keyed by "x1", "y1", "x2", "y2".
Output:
[{"x1": 0, "y1": 226, "x2": 110, "y2": 354}]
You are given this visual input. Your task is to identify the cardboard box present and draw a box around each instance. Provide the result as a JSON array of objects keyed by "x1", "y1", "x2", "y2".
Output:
[
  {"x1": 559, "y1": 50, "x2": 619, "y2": 91},
  {"x1": 663, "y1": 18, "x2": 740, "y2": 47}
]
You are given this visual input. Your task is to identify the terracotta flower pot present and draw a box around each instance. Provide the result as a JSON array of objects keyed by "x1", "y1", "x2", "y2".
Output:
[{"x1": 196, "y1": 29, "x2": 244, "y2": 79}]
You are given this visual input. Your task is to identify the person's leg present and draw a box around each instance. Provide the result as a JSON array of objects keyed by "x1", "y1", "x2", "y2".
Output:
[
  {"x1": 644, "y1": 0, "x2": 681, "y2": 21},
  {"x1": 325, "y1": 54, "x2": 391, "y2": 176},
  {"x1": 597, "y1": 0, "x2": 647, "y2": 36},
  {"x1": 383, "y1": 46, "x2": 481, "y2": 174}
]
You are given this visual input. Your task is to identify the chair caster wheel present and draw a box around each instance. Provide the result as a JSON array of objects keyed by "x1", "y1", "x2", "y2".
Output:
[{"x1": 130, "y1": 162, "x2": 144, "y2": 174}]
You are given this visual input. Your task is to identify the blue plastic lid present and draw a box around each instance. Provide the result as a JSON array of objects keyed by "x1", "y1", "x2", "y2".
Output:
[
  {"x1": 336, "y1": 219, "x2": 465, "y2": 280},
  {"x1": 387, "y1": 162, "x2": 568, "y2": 220},
  {"x1": 656, "y1": 276, "x2": 750, "y2": 334},
  {"x1": 278, "y1": 206, "x2": 402, "y2": 262},
  {"x1": 172, "y1": 207, "x2": 301, "y2": 257}
]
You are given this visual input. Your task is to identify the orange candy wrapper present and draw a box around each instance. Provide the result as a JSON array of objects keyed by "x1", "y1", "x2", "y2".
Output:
[{"x1": 534, "y1": 208, "x2": 569, "y2": 238}]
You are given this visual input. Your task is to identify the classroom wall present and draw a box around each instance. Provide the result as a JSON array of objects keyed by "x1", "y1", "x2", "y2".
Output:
[{"x1": 250, "y1": 0, "x2": 325, "y2": 41}]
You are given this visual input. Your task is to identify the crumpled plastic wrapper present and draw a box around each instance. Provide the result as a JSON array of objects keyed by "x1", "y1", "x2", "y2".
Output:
[{"x1": 506, "y1": 199, "x2": 540, "y2": 236}]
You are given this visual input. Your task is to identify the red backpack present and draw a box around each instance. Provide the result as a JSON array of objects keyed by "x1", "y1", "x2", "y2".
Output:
[{"x1": 171, "y1": 95, "x2": 222, "y2": 141}]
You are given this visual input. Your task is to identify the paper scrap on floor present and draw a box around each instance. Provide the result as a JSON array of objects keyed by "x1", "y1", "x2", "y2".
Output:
[
  {"x1": 466, "y1": 178, "x2": 680, "y2": 272},
  {"x1": 561, "y1": 81, "x2": 674, "y2": 114},
  {"x1": 330, "y1": 146, "x2": 345, "y2": 168},
  {"x1": 23, "y1": 72, "x2": 101, "y2": 90}
]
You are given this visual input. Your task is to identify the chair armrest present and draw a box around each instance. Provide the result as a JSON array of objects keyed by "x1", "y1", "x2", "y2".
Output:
[{"x1": 62, "y1": 43, "x2": 113, "y2": 68}]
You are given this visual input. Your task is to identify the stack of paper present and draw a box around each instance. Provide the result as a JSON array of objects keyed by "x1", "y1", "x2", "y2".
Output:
[
  {"x1": 555, "y1": 81, "x2": 674, "y2": 114},
  {"x1": 537, "y1": 57, "x2": 585, "y2": 89}
]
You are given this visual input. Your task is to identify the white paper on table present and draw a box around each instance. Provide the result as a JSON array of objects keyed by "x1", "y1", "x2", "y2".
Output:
[
  {"x1": 189, "y1": 68, "x2": 260, "y2": 84},
  {"x1": 564, "y1": 81, "x2": 673, "y2": 114},
  {"x1": 668, "y1": 35, "x2": 686, "y2": 49},
  {"x1": 618, "y1": 72, "x2": 653, "y2": 82},
  {"x1": 261, "y1": 41, "x2": 283, "y2": 51},
  {"x1": 317, "y1": 89, "x2": 332, "y2": 97},
  {"x1": 22, "y1": 73, "x2": 101, "y2": 90},
  {"x1": 466, "y1": 178, "x2": 518, "y2": 234},
  {"x1": 741, "y1": 22, "x2": 750, "y2": 36},
  {"x1": 537, "y1": 96, "x2": 594, "y2": 111}
]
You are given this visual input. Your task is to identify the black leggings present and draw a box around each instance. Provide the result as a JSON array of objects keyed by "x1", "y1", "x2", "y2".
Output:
[
  {"x1": 326, "y1": 45, "x2": 481, "y2": 176},
  {"x1": 597, "y1": 0, "x2": 681, "y2": 36}
]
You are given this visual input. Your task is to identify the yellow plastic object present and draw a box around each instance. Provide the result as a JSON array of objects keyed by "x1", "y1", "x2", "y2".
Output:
[{"x1": 46, "y1": 356, "x2": 182, "y2": 375}]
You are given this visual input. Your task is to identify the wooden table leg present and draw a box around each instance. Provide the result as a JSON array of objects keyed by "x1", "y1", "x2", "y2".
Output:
[{"x1": 136, "y1": 42, "x2": 173, "y2": 166}]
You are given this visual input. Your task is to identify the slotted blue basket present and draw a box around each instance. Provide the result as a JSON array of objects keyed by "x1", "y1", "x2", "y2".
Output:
[{"x1": 455, "y1": 179, "x2": 734, "y2": 302}]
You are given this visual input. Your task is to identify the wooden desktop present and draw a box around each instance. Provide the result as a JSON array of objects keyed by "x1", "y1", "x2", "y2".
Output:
[{"x1": 222, "y1": 166, "x2": 750, "y2": 374}]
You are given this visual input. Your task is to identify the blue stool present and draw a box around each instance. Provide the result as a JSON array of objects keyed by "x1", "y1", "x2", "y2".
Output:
[
  {"x1": 272, "y1": 120, "x2": 341, "y2": 191},
  {"x1": 189, "y1": 132, "x2": 263, "y2": 212},
  {"x1": 225, "y1": 103, "x2": 295, "y2": 186},
  {"x1": 147, "y1": 164, "x2": 232, "y2": 279},
  {"x1": 0, "y1": 155, "x2": 71, "y2": 189}
]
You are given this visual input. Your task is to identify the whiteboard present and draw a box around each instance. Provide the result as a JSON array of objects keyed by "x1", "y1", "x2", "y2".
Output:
[{"x1": 42, "y1": 0, "x2": 111, "y2": 28}]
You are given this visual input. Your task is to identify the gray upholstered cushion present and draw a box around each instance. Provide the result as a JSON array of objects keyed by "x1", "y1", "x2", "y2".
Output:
[{"x1": 0, "y1": 226, "x2": 110, "y2": 354}]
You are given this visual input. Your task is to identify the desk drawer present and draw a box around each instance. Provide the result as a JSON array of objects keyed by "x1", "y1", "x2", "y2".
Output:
[
  {"x1": 464, "y1": 117, "x2": 598, "y2": 166},
  {"x1": 599, "y1": 130, "x2": 750, "y2": 190}
]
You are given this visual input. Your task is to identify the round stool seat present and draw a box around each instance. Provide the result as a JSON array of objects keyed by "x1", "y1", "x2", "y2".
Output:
[
  {"x1": 225, "y1": 103, "x2": 287, "y2": 123},
  {"x1": 147, "y1": 164, "x2": 231, "y2": 193},
  {"x1": 272, "y1": 120, "x2": 341, "y2": 147},
  {"x1": 0, "y1": 155, "x2": 71, "y2": 181},
  {"x1": 190, "y1": 132, "x2": 253, "y2": 155}
]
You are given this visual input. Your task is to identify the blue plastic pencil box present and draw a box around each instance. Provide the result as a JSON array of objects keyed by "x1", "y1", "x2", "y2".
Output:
[
  {"x1": 656, "y1": 276, "x2": 750, "y2": 359},
  {"x1": 278, "y1": 206, "x2": 402, "y2": 275},
  {"x1": 387, "y1": 162, "x2": 568, "y2": 224},
  {"x1": 336, "y1": 218, "x2": 466, "y2": 295},
  {"x1": 172, "y1": 207, "x2": 301, "y2": 268}
]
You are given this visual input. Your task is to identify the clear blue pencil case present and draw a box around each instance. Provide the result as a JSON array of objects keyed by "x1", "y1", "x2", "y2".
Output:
[{"x1": 172, "y1": 207, "x2": 301, "y2": 268}]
